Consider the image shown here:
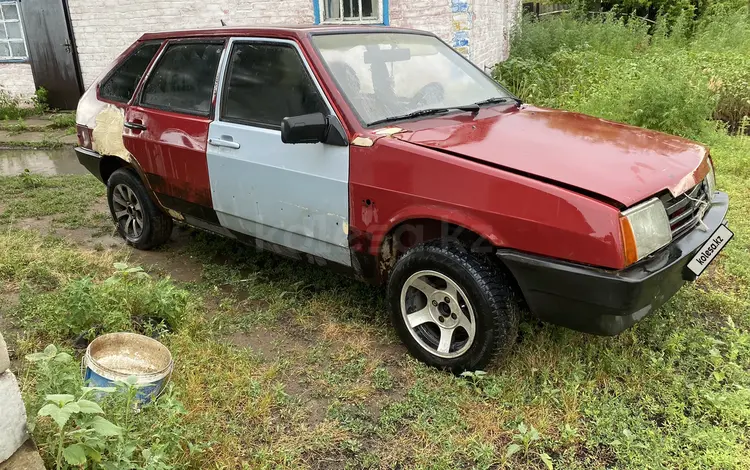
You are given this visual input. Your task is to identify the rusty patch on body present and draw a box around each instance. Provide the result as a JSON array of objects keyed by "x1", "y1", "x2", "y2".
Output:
[{"x1": 379, "y1": 234, "x2": 398, "y2": 275}]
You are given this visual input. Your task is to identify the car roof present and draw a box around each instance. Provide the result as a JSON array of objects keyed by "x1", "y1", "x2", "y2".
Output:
[{"x1": 139, "y1": 25, "x2": 433, "y2": 41}]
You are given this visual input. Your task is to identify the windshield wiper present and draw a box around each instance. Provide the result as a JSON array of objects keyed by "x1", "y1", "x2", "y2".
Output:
[
  {"x1": 368, "y1": 105, "x2": 481, "y2": 127},
  {"x1": 473, "y1": 96, "x2": 522, "y2": 107}
]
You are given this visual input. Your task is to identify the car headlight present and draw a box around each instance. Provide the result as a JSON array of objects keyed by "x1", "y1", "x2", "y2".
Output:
[
  {"x1": 705, "y1": 158, "x2": 716, "y2": 202},
  {"x1": 620, "y1": 197, "x2": 673, "y2": 265}
]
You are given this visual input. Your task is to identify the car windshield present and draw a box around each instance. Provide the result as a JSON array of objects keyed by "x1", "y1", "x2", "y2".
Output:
[{"x1": 312, "y1": 32, "x2": 512, "y2": 126}]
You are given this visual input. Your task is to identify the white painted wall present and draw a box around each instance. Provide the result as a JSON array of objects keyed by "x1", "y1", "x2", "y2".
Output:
[
  {"x1": 4, "y1": 0, "x2": 519, "y2": 100},
  {"x1": 0, "y1": 63, "x2": 36, "y2": 101},
  {"x1": 67, "y1": 0, "x2": 317, "y2": 88}
]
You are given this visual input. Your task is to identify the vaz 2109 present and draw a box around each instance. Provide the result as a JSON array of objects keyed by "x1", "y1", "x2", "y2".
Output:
[{"x1": 75, "y1": 26, "x2": 731, "y2": 371}]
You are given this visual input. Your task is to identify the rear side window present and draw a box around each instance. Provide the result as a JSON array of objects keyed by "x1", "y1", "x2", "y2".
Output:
[
  {"x1": 140, "y1": 42, "x2": 224, "y2": 116},
  {"x1": 99, "y1": 42, "x2": 161, "y2": 103},
  {"x1": 221, "y1": 42, "x2": 328, "y2": 128}
]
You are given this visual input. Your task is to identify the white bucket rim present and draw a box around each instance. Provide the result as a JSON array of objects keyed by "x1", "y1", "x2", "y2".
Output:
[{"x1": 85, "y1": 332, "x2": 173, "y2": 384}]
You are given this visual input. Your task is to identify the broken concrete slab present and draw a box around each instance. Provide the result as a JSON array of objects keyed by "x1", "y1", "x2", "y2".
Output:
[
  {"x1": 0, "y1": 371, "x2": 28, "y2": 463},
  {"x1": 0, "y1": 440, "x2": 45, "y2": 470}
]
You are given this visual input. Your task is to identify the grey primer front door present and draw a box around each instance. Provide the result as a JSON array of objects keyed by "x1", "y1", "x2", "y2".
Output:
[
  {"x1": 20, "y1": 0, "x2": 82, "y2": 109},
  {"x1": 206, "y1": 38, "x2": 351, "y2": 266}
]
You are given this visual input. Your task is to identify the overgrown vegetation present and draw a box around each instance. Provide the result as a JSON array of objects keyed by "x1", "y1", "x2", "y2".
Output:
[
  {"x1": 17, "y1": 263, "x2": 190, "y2": 342},
  {"x1": 495, "y1": 4, "x2": 750, "y2": 135},
  {"x1": 49, "y1": 113, "x2": 77, "y2": 130},
  {"x1": 1, "y1": 4, "x2": 749, "y2": 468},
  {"x1": 0, "y1": 87, "x2": 49, "y2": 120},
  {"x1": 24, "y1": 344, "x2": 197, "y2": 469}
]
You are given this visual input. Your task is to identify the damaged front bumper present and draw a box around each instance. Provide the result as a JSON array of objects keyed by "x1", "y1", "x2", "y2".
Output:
[{"x1": 496, "y1": 192, "x2": 729, "y2": 335}]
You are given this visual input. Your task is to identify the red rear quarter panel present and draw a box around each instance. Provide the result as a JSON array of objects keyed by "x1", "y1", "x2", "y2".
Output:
[{"x1": 349, "y1": 137, "x2": 626, "y2": 270}]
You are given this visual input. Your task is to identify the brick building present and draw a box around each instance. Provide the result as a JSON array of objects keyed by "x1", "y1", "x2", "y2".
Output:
[{"x1": 0, "y1": 0, "x2": 520, "y2": 109}]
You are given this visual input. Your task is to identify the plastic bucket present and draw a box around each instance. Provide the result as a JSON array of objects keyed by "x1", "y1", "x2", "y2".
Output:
[{"x1": 83, "y1": 332, "x2": 173, "y2": 403}]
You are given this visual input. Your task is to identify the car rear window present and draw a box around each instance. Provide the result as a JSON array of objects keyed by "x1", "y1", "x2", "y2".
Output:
[
  {"x1": 99, "y1": 42, "x2": 161, "y2": 103},
  {"x1": 220, "y1": 42, "x2": 328, "y2": 128},
  {"x1": 140, "y1": 42, "x2": 224, "y2": 116}
]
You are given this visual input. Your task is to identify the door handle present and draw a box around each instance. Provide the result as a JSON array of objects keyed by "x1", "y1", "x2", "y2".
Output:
[
  {"x1": 208, "y1": 138, "x2": 240, "y2": 149},
  {"x1": 124, "y1": 121, "x2": 147, "y2": 131}
]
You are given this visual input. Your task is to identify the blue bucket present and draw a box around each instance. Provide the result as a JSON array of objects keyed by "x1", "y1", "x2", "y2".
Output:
[{"x1": 83, "y1": 332, "x2": 173, "y2": 403}]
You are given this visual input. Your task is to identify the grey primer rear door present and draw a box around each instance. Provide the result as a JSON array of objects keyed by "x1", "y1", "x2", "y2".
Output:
[
  {"x1": 20, "y1": 0, "x2": 82, "y2": 109},
  {"x1": 206, "y1": 38, "x2": 351, "y2": 266}
]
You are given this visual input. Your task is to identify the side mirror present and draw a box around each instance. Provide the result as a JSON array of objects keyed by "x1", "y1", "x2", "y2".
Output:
[
  {"x1": 280, "y1": 113, "x2": 347, "y2": 146},
  {"x1": 281, "y1": 113, "x2": 328, "y2": 144}
]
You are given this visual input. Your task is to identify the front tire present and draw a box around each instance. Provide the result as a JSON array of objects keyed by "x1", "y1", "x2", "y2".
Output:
[
  {"x1": 107, "y1": 168, "x2": 172, "y2": 250},
  {"x1": 387, "y1": 242, "x2": 519, "y2": 373}
]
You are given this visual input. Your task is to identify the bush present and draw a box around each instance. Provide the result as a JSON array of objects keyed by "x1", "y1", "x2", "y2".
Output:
[
  {"x1": 573, "y1": 54, "x2": 717, "y2": 137},
  {"x1": 494, "y1": 6, "x2": 750, "y2": 139},
  {"x1": 17, "y1": 263, "x2": 191, "y2": 342},
  {"x1": 50, "y1": 113, "x2": 76, "y2": 130},
  {"x1": 0, "y1": 87, "x2": 48, "y2": 120}
]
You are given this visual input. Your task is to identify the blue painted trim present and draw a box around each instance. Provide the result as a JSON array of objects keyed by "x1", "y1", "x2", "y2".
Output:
[
  {"x1": 451, "y1": 0, "x2": 469, "y2": 13},
  {"x1": 0, "y1": 58, "x2": 28, "y2": 64},
  {"x1": 313, "y1": 0, "x2": 321, "y2": 24}
]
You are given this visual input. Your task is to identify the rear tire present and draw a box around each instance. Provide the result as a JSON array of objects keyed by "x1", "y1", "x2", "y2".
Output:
[
  {"x1": 107, "y1": 168, "x2": 172, "y2": 250},
  {"x1": 387, "y1": 241, "x2": 519, "y2": 373}
]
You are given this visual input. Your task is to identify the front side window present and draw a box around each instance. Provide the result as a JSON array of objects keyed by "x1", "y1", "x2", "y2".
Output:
[
  {"x1": 220, "y1": 42, "x2": 328, "y2": 128},
  {"x1": 322, "y1": 0, "x2": 382, "y2": 23},
  {"x1": 0, "y1": 1, "x2": 27, "y2": 61},
  {"x1": 99, "y1": 42, "x2": 161, "y2": 103},
  {"x1": 141, "y1": 42, "x2": 223, "y2": 116},
  {"x1": 312, "y1": 33, "x2": 512, "y2": 126}
]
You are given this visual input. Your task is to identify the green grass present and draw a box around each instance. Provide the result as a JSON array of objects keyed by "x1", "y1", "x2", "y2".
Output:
[
  {"x1": 495, "y1": 8, "x2": 750, "y2": 136},
  {"x1": 49, "y1": 113, "x2": 77, "y2": 131},
  {"x1": 0, "y1": 88, "x2": 48, "y2": 120},
  {"x1": 2, "y1": 7, "x2": 750, "y2": 468},
  {"x1": 2, "y1": 134, "x2": 748, "y2": 468},
  {"x1": 0, "y1": 173, "x2": 106, "y2": 228}
]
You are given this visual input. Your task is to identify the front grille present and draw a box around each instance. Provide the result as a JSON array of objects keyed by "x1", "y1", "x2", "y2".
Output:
[{"x1": 660, "y1": 180, "x2": 710, "y2": 240}]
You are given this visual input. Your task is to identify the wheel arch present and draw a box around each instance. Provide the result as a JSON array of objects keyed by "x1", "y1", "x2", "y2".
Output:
[
  {"x1": 99, "y1": 154, "x2": 131, "y2": 184},
  {"x1": 374, "y1": 215, "x2": 498, "y2": 274},
  {"x1": 99, "y1": 154, "x2": 178, "y2": 220}
]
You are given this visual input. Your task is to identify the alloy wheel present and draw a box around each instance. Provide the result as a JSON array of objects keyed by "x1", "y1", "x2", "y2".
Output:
[
  {"x1": 399, "y1": 270, "x2": 476, "y2": 358},
  {"x1": 112, "y1": 183, "x2": 144, "y2": 239}
]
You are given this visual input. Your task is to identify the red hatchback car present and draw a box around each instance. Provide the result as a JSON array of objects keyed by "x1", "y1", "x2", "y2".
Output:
[{"x1": 75, "y1": 26, "x2": 731, "y2": 371}]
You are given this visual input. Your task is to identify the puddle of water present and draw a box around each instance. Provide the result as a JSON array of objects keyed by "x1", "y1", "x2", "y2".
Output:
[{"x1": 0, "y1": 148, "x2": 89, "y2": 176}]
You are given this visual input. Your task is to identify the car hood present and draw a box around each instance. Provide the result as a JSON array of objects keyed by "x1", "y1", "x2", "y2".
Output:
[{"x1": 394, "y1": 106, "x2": 709, "y2": 207}]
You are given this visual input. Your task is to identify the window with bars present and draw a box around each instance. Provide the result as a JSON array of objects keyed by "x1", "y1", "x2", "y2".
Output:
[
  {"x1": 322, "y1": 0, "x2": 384, "y2": 23},
  {"x1": 0, "y1": 1, "x2": 27, "y2": 61}
]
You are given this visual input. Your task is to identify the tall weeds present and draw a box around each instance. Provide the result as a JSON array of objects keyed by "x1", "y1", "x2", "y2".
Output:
[{"x1": 494, "y1": 5, "x2": 750, "y2": 138}]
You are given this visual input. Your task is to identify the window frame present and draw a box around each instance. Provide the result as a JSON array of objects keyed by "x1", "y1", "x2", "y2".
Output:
[
  {"x1": 0, "y1": 0, "x2": 29, "y2": 63},
  {"x1": 314, "y1": 0, "x2": 388, "y2": 25},
  {"x1": 136, "y1": 38, "x2": 226, "y2": 118},
  {"x1": 216, "y1": 37, "x2": 336, "y2": 131},
  {"x1": 97, "y1": 40, "x2": 164, "y2": 105}
]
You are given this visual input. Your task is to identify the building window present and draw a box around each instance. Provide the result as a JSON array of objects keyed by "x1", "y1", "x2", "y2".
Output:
[
  {"x1": 0, "y1": 1, "x2": 27, "y2": 61},
  {"x1": 319, "y1": 0, "x2": 387, "y2": 24}
]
